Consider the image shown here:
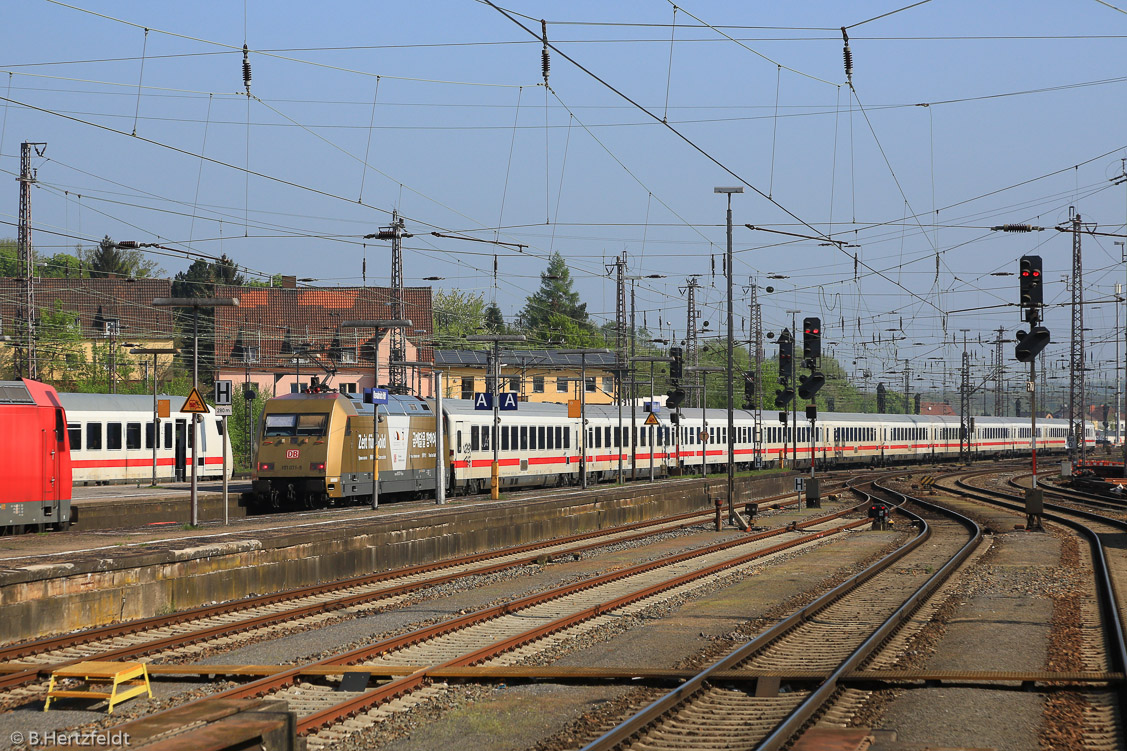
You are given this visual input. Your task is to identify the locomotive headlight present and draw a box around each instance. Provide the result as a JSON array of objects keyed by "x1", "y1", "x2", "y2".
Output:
[{"x1": 258, "y1": 462, "x2": 274, "y2": 471}]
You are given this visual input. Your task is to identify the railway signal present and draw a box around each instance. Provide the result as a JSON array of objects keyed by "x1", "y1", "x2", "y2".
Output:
[
  {"x1": 777, "y1": 328, "x2": 794, "y2": 376},
  {"x1": 775, "y1": 383, "x2": 795, "y2": 408},
  {"x1": 1015, "y1": 325, "x2": 1051, "y2": 363},
  {"x1": 666, "y1": 386, "x2": 686, "y2": 409},
  {"x1": 1019, "y1": 255, "x2": 1043, "y2": 320},
  {"x1": 669, "y1": 346, "x2": 683, "y2": 380},
  {"x1": 802, "y1": 317, "x2": 821, "y2": 365},
  {"x1": 798, "y1": 371, "x2": 825, "y2": 400},
  {"x1": 743, "y1": 372, "x2": 756, "y2": 409}
]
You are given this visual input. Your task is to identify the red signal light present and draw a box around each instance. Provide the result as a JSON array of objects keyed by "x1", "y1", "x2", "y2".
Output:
[
  {"x1": 310, "y1": 462, "x2": 326, "y2": 471},
  {"x1": 1032, "y1": 270, "x2": 1040, "y2": 277}
]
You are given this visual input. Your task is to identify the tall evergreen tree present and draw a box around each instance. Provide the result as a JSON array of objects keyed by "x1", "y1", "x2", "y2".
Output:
[
  {"x1": 520, "y1": 252, "x2": 594, "y2": 345},
  {"x1": 484, "y1": 302, "x2": 506, "y2": 333}
]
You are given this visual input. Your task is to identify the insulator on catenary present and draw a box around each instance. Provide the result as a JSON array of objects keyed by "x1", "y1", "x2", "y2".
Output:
[
  {"x1": 997, "y1": 224, "x2": 1034, "y2": 233},
  {"x1": 541, "y1": 19, "x2": 550, "y2": 83},
  {"x1": 242, "y1": 44, "x2": 252, "y2": 90},
  {"x1": 841, "y1": 27, "x2": 853, "y2": 81}
]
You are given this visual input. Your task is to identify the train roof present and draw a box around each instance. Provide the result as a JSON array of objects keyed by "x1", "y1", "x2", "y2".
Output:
[
  {"x1": 345, "y1": 392, "x2": 433, "y2": 417},
  {"x1": 0, "y1": 380, "x2": 35, "y2": 404},
  {"x1": 441, "y1": 398, "x2": 565, "y2": 418},
  {"x1": 58, "y1": 392, "x2": 199, "y2": 414}
]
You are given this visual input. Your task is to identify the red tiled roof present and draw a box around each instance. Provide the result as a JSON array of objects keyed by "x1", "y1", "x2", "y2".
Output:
[
  {"x1": 0, "y1": 277, "x2": 174, "y2": 340},
  {"x1": 214, "y1": 285, "x2": 433, "y2": 370}
]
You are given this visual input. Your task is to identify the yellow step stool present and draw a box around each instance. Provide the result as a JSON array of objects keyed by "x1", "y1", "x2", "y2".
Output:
[{"x1": 44, "y1": 661, "x2": 152, "y2": 714}]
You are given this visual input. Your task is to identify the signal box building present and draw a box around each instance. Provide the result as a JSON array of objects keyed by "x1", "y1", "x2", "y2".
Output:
[{"x1": 433, "y1": 349, "x2": 622, "y2": 405}]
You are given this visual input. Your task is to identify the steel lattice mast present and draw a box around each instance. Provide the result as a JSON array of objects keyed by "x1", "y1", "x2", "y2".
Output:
[
  {"x1": 367, "y1": 210, "x2": 412, "y2": 391},
  {"x1": 749, "y1": 278, "x2": 763, "y2": 467},
  {"x1": 1068, "y1": 208, "x2": 1086, "y2": 463},
  {"x1": 994, "y1": 326, "x2": 1005, "y2": 416},
  {"x1": 960, "y1": 333, "x2": 971, "y2": 460},
  {"x1": 17, "y1": 142, "x2": 45, "y2": 380},
  {"x1": 684, "y1": 277, "x2": 700, "y2": 407}
]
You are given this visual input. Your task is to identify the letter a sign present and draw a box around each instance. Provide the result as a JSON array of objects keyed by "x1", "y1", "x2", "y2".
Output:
[
  {"x1": 181, "y1": 387, "x2": 209, "y2": 414},
  {"x1": 473, "y1": 392, "x2": 493, "y2": 410}
]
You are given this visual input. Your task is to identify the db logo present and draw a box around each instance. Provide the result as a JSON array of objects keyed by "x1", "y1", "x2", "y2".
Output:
[{"x1": 286, "y1": 449, "x2": 300, "y2": 459}]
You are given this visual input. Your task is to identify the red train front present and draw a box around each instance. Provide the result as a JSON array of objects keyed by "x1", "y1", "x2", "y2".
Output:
[{"x1": 0, "y1": 379, "x2": 72, "y2": 533}]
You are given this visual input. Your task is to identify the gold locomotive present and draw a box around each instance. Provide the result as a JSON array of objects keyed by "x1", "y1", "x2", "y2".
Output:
[{"x1": 248, "y1": 391, "x2": 441, "y2": 510}]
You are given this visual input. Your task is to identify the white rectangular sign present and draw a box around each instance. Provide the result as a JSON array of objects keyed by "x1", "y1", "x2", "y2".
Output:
[{"x1": 215, "y1": 405, "x2": 233, "y2": 416}]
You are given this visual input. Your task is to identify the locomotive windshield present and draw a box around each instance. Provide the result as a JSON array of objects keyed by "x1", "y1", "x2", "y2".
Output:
[{"x1": 264, "y1": 414, "x2": 328, "y2": 437}]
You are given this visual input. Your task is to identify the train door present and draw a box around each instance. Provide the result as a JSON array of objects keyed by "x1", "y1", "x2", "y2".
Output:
[
  {"x1": 174, "y1": 419, "x2": 187, "y2": 481},
  {"x1": 48, "y1": 408, "x2": 65, "y2": 513},
  {"x1": 452, "y1": 421, "x2": 467, "y2": 487}
]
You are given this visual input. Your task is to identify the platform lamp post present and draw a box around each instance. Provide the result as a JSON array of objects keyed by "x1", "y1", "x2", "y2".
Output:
[
  {"x1": 392, "y1": 359, "x2": 445, "y2": 505},
  {"x1": 130, "y1": 347, "x2": 179, "y2": 488},
  {"x1": 342, "y1": 319, "x2": 412, "y2": 510},
  {"x1": 555, "y1": 348, "x2": 611, "y2": 490},
  {"x1": 631, "y1": 355, "x2": 673, "y2": 482},
  {"x1": 715, "y1": 186, "x2": 747, "y2": 529},
  {"x1": 467, "y1": 334, "x2": 527, "y2": 500},
  {"x1": 153, "y1": 297, "x2": 239, "y2": 527}
]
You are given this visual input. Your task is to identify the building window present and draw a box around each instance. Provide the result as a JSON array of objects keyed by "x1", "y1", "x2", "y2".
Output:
[
  {"x1": 242, "y1": 346, "x2": 260, "y2": 363},
  {"x1": 585, "y1": 377, "x2": 596, "y2": 393},
  {"x1": 339, "y1": 348, "x2": 358, "y2": 364},
  {"x1": 532, "y1": 376, "x2": 545, "y2": 393},
  {"x1": 461, "y1": 377, "x2": 475, "y2": 400},
  {"x1": 556, "y1": 377, "x2": 568, "y2": 393},
  {"x1": 103, "y1": 318, "x2": 120, "y2": 336},
  {"x1": 290, "y1": 383, "x2": 302, "y2": 394},
  {"x1": 508, "y1": 376, "x2": 519, "y2": 392},
  {"x1": 602, "y1": 376, "x2": 613, "y2": 394}
]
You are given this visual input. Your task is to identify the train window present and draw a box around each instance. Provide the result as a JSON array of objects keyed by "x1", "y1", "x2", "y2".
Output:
[
  {"x1": 481, "y1": 425, "x2": 490, "y2": 451},
  {"x1": 265, "y1": 414, "x2": 297, "y2": 436},
  {"x1": 165, "y1": 423, "x2": 173, "y2": 448},
  {"x1": 521, "y1": 426, "x2": 528, "y2": 450},
  {"x1": 108, "y1": 423, "x2": 123, "y2": 450},
  {"x1": 86, "y1": 423, "x2": 102, "y2": 450},
  {"x1": 605, "y1": 427, "x2": 611, "y2": 448},
  {"x1": 564, "y1": 428, "x2": 570, "y2": 449},
  {"x1": 502, "y1": 426, "x2": 510, "y2": 451},
  {"x1": 471, "y1": 426, "x2": 480, "y2": 451},
  {"x1": 126, "y1": 423, "x2": 142, "y2": 450},
  {"x1": 640, "y1": 427, "x2": 646, "y2": 447},
  {"x1": 614, "y1": 427, "x2": 620, "y2": 447},
  {"x1": 594, "y1": 427, "x2": 602, "y2": 449},
  {"x1": 145, "y1": 422, "x2": 155, "y2": 449},
  {"x1": 296, "y1": 415, "x2": 328, "y2": 437},
  {"x1": 538, "y1": 426, "x2": 546, "y2": 449},
  {"x1": 68, "y1": 424, "x2": 82, "y2": 451},
  {"x1": 555, "y1": 426, "x2": 562, "y2": 448},
  {"x1": 547, "y1": 426, "x2": 555, "y2": 450}
]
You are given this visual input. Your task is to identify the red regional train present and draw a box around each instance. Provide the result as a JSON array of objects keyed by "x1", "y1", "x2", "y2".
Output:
[{"x1": 0, "y1": 379, "x2": 72, "y2": 533}]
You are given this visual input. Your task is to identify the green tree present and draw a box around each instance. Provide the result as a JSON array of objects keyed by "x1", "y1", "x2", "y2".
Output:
[
  {"x1": 484, "y1": 302, "x2": 506, "y2": 333},
  {"x1": 0, "y1": 238, "x2": 18, "y2": 276},
  {"x1": 433, "y1": 288, "x2": 486, "y2": 344},
  {"x1": 83, "y1": 235, "x2": 162, "y2": 278},
  {"x1": 519, "y1": 252, "x2": 595, "y2": 346},
  {"x1": 39, "y1": 251, "x2": 86, "y2": 278}
]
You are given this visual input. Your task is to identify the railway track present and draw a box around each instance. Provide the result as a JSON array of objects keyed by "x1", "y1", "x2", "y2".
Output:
[
  {"x1": 63, "y1": 480, "x2": 888, "y2": 748},
  {"x1": 0, "y1": 482, "x2": 858, "y2": 706},
  {"x1": 578, "y1": 479, "x2": 981, "y2": 751}
]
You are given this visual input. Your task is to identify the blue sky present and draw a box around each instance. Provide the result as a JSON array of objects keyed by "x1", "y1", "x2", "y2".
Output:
[{"x1": 3, "y1": 1, "x2": 1127, "y2": 404}]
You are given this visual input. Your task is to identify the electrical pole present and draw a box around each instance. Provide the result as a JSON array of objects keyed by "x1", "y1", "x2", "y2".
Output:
[
  {"x1": 995, "y1": 326, "x2": 1005, "y2": 416},
  {"x1": 960, "y1": 331, "x2": 971, "y2": 461},
  {"x1": 611, "y1": 252, "x2": 626, "y2": 482},
  {"x1": 1068, "y1": 208, "x2": 1087, "y2": 464},
  {"x1": 683, "y1": 277, "x2": 700, "y2": 407},
  {"x1": 366, "y1": 211, "x2": 412, "y2": 392},
  {"x1": 715, "y1": 186, "x2": 744, "y2": 530},
  {"x1": 749, "y1": 277, "x2": 763, "y2": 469},
  {"x1": 17, "y1": 142, "x2": 46, "y2": 380},
  {"x1": 903, "y1": 358, "x2": 910, "y2": 415}
]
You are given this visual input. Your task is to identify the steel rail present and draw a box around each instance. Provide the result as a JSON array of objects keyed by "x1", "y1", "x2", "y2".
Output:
[
  {"x1": 98, "y1": 485, "x2": 879, "y2": 741},
  {"x1": 580, "y1": 480, "x2": 980, "y2": 751},
  {"x1": 948, "y1": 473, "x2": 1127, "y2": 720},
  {"x1": 1, "y1": 503, "x2": 790, "y2": 694}
]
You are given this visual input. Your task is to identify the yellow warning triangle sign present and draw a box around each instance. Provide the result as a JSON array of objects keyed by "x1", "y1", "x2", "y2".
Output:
[
  {"x1": 180, "y1": 387, "x2": 210, "y2": 414},
  {"x1": 644, "y1": 411, "x2": 659, "y2": 426}
]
